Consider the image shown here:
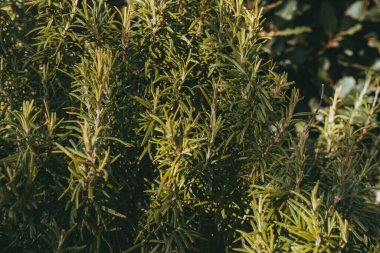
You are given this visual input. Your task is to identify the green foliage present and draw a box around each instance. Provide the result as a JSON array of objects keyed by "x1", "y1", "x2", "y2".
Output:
[
  {"x1": 0, "y1": 0, "x2": 379, "y2": 252},
  {"x1": 259, "y1": 0, "x2": 380, "y2": 107}
]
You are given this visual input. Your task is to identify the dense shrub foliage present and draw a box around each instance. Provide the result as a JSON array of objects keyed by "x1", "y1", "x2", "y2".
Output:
[{"x1": 0, "y1": 0, "x2": 379, "y2": 252}]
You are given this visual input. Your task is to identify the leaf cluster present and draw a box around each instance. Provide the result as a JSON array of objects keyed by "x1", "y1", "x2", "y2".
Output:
[{"x1": 0, "y1": 0, "x2": 379, "y2": 252}]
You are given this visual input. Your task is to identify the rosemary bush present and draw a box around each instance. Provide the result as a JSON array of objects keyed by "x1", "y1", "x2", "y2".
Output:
[{"x1": 0, "y1": 0, "x2": 379, "y2": 252}]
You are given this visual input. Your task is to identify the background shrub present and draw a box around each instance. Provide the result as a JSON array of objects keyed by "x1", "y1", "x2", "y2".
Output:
[{"x1": 259, "y1": 0, "x2": 380, "y2": 109}]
